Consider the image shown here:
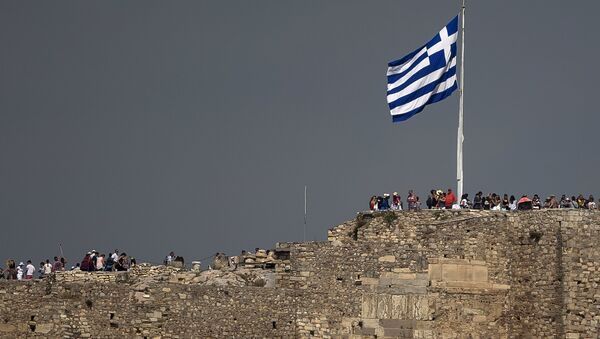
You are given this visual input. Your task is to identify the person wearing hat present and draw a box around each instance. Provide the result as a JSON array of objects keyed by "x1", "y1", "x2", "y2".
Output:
[
  {"x1": 17, "y1": 262, "x2": 24, "y2": 280},
  {"x1": 391, "y1": 192, "x2": 403, "y2": 210},
  {"x1": 380, "y1": 193, "x2": 390, "y2": 210},
  {"x1": 90, "y1": 251, "x2": 98, "y2": 271}
]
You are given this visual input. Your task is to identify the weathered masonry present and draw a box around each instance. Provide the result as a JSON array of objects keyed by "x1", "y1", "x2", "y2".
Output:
[{"x1": 1, "y1": 210, "x2": 599, "y2": 338}]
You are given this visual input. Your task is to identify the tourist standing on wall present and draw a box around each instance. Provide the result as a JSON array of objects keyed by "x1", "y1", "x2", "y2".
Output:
[
  {"x1": 445, "y1": 189, "x2": 456, "y2": 209},
  {"x1": 52, "y1": 257, "x2": 60, "y2": 272},
  {"x1": 588, "y1": 195, "x2": 596, "y2": 209},
  {"x1": 532, "y1": 195, "x2": 542, "y2": 209},
  {"x1": 90, "y1": 251, "x2": 98, "y2": 270},
  {"x1": 559, "y1": 195, "x2": 569, "y2": 208},
  {"x1": 43, "y1": 260, "x2": 52, "y2": 275},
  {"x1": 407, "y1": 190, "x2": 417, "y2": 210},
  {"x1": 426, "y1": 190, "x2": 437, "y2": 209},
  {"x1": 460, "y1": 194, "x2": 471, "y2": 208},
  {"x1": 369, "y1": 196, "x2": 377, "y2": 211},
  {"x1": 509, "y1": 196, "x2": 517, "y2": 211},
  {"x1": 391, "y1": 192, "x2": 402, "y2": 210},
  {"x1": 24, "y1": 260, "x2": 35, "y2": 280},
  {"x1": 380, "y1": 193, "x2": 390, "y2": 210},
  {"x1": 165, "y1": 251, "x2": 175, "y2": 265},
  {"x1": 80, "y1": 253, "x2": 92, "y2": 272},
  {"x1": 472, "y1": 192, "x2": 483, "y2": 209},
  {"x1": 576, "y1": 195, "x2": 586, "y2": 209},
  {"x1": 105, "y1": 253, "x2": 115, "y2": 271},
  {"x1": 38, "y1": 262, "x2": 45, "y2": 278},
  {"x1": 96, "y1": 254, "x2": 105, "y2": 271},
  {"x1": 436, "y1": 192, "x2": 446, "y2": 209},
  {"x1": 3, "y1": 260, "x2": 17, "y2": 280},
  {"x1": 16, "y1": 262, "x2": 23, "y2": 280}
]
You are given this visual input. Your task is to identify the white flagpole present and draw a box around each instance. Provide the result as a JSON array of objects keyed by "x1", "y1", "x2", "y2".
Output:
[
  {"x1": 304, "y1": 185, "x2": 307, "y2": 242},
  {"x1": 457, "y1": 0, "x2": 465, "y2": 200}
]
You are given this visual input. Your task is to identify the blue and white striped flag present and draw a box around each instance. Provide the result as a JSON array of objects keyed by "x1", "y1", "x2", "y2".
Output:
[{"x1": 387, "y1": 16, "x2": 458, "y2": 122}]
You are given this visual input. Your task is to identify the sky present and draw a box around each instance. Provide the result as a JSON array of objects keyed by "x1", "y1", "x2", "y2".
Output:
[{"x1": 1, "y1": 1, "x2": 599, "y2": 266}]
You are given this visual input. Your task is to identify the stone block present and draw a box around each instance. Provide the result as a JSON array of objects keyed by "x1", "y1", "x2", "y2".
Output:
[
  {"x1": 361, "y1": 294, "x2": 377, "y2": 318},
  {"x1": 378, "y1": 255, "x2": 396, "y2": 263},
  {"x1": 457, "y1": 264, "x2": 470, "y2": 281},
  {"x1": 0, "y1": 324, "x2": 16, "y2": 332},
  {"x1": 376, "y1": 294, "x2": 393, "y2": 318},
  {"x1": 413, "y1": 296, "x2": 431, "y2": 320},
  {"x1": 428, "y1": 263, "x2": 442, "y2": 281},
  {"x1": 379, "y1": 319, "x2": 416, "y2": 329},
  {"x1": 463, "y1": 308, "x2": 483, "y2": 315},
  {"x1": 492, "y1": 283, "x2": 510, "y2": 290},
  {"x1": 415, "y1": 273, "x2": 429, "y2": 280},
  {"x1": 384, "y1": 328, "x2": 413, "y2": 337},
  {"x1": 392, "y1": 267, "x2": 414, "y2": 273},
  {"x1": 472, "y1": 265, "x2": 488, "y2": 282},
  {"x1": 472, "y1": 315, "x2": 487, "y2": 322},
  {"x1": 361, "y1": 278, "x2": 379, "y2": 286},
  {"x1": 361, "y1": 318, "x2": 379, "y2": 328},
  {"x1": 398, "y1": 273, "x2": 417, "y2": 280},
  {"x1": 389, "y1": 294, "x2": 408, "y2": 319},
  {"x1": 441, "y1": 264, "x2": 460, "y2": 281},
  {"x1": 443, "y1": 281, "x2": 492, "y2": 289},
  {"x1": 354, "y1": 327, "x2": 376, "y2": 335},
  {"x1": 414, "y1": 329, "x2": 435, "y2": 339},
  {"x1": 380, "y1": 272, "x2": 398, "y2": 279},
  {"x1": 377, "y1": 285, "x2": 428, "y2": 295}
]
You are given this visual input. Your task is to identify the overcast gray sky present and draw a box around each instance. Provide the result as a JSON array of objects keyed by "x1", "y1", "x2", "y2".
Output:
[{"x1": 1, "y1": 1, "x2": 599, "y2": 265}]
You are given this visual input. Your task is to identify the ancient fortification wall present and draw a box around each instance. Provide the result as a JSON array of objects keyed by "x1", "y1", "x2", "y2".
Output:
[{"x1": 0, "y1": 210, "x2": 599, "y2": 338}]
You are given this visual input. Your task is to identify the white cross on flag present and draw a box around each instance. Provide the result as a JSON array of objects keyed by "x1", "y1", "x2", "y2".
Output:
[{"x1": 386, "y1": 16, "x2": 459, "y2": 122}]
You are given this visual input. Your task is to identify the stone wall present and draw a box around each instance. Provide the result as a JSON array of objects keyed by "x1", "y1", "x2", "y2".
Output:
[{"x1": 0, "y1": 209, "x2": 599, "y2": 338}]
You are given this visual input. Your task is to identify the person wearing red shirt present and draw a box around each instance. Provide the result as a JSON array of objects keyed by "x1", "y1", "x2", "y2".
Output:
[{"x1": 445, "y1": 188, "x2": 456, "y2": 209}]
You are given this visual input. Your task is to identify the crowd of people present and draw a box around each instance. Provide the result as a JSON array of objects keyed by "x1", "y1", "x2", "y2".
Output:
[
  {"x1": 369, "y1": 189, "x2": 598, "y2": 211},
  {"x1": 0, "y1": 249, "x2": 135, "y2": 281},
  {"x1": 369, "y1": 190, "x2": 424, "y2": 211}
]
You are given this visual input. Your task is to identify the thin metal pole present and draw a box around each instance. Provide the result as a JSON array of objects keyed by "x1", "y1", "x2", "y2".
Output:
[
  {"x1": 303, "y1": 185, "x2": 307, "y2": 242},
  {"x1": 457, "y1": 0, "x2": 465, "y2": 200}
]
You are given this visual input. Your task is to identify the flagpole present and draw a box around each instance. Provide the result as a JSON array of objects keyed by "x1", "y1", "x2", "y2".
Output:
[
  {"x1": 303, "y1": 185, "x2": 307, "y2": 242},
  {"x1": 457, "y1": 0, "x2": 465, "y2": 200}
]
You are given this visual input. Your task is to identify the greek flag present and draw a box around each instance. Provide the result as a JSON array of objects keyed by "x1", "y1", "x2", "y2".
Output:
[{"x1": 387, "y1": 16, "x2": 458, "y2": 122}]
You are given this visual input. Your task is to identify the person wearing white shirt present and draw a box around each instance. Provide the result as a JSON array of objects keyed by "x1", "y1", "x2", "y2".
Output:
[
  {"x1": 17, "y1": 263, "x2": 24, "y2": 280},
  {"x1": 44, "y1": 260, "x2": 53, "y2": 275},
  {"x1": 96, "y1": 254, "x2": 105, "y2": 271},
  {"x1": 25, "y1": 260, "x2": 35, "y2": 279}
]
